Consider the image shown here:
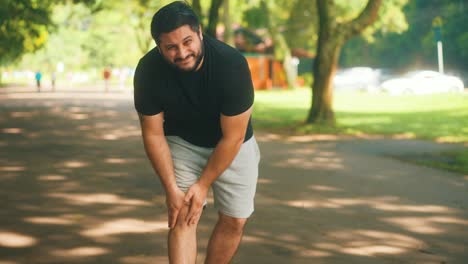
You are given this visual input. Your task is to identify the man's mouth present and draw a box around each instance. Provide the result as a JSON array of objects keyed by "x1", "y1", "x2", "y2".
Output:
[{"x1": 175, "y1": 55, "x2": 194, "y2": 64}]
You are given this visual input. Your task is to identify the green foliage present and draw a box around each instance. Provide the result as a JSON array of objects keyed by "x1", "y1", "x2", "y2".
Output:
[
  {"x1": 7, "y1": 0, "x2": 465, "y2": 80},
  {"x1": 334, "y1": 0, "x2": 369, "y2": 20},
  {"x1": 241, "y1": 0, "x2": 408, "y2": 60},
  {"x1": 242, "y1": 6, "x2": 268, "y2": 29},
  {"x1": 341, "y1": 0, "x2": 468, "y2": 74},
  {"x1": 15, "y1": 1, "x2": 161, "y2": 72},
  {"x1": 10, "y1": 0, "x2": 234, "y2": 71},
  {"x1": 122, "y1": 0, "x2": 173, "y2": 54},
  {"x1": 284, "y1": 0, "x2": 317, "y2": 52},
  {"x1": 18, "y1": 3, "x2": 95, "y2": 71},
  {"x1": 0, "y1": 0, "x2": 53, "y2": 65},
  {"x1": 439, "y1": 1, "x2": 468, "y2": 73},
  {"x1": 361, "y1": 0, "x2": 409, "y2": 42},
  {"x1": 0, "y1": 0, "x2": 103, "y2": 68},
  {"x1": 400, "y1": 149, "x2": 468, "y2": 175},
  {"x1": 298, "y1": 72, "x2": 313, "y2": 87},
  {"x1": 254, "y1": 88, "x2": 468, "y2": 173},
  {"x1": 254, "y1": 89, "x2": 468, "y2": 143}
]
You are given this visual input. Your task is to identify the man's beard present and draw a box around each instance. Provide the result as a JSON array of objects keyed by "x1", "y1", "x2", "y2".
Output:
[{"x1": 164, "y1": 41, "x2": 205, "y2": 72}]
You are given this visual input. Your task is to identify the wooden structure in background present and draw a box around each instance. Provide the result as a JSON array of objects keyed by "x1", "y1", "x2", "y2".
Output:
[{"x1": 244, "y1": 55, "x2": 287, "y2": 90}]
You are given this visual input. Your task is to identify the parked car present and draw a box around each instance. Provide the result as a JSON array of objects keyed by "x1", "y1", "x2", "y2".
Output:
[
  {"x1": 380, "y1": 70, "x2": 464, "y2": 95},
  {"x1": 333, "y1": 67, "x2": 382, "y2": 93}
]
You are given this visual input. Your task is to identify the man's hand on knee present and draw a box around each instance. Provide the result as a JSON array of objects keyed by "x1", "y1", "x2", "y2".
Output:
[
  {"x1": 184, "y1": 183, "x2": 208, "y2": 225},
  {"x1": 166, "y1": 188, "x2": 186, "y2": 229}
]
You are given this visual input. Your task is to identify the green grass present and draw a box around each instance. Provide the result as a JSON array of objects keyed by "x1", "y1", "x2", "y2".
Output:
[
  {"x1": 400, "y1": 149, "x2": 468, "y2": 175},
  {"x1": 253, "y1": 88, "x2": 468, "y2": 174},
  {"x1": 253, "y1": 88, "x2": 468, "y2": 142}
]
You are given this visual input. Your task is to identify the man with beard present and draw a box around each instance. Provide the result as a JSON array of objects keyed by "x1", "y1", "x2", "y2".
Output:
[{"x1": 133, "y1": 1, "x2": 260, "y2": 263}]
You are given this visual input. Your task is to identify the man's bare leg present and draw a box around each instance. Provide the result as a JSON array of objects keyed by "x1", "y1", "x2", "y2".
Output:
[
  {"x1": 205, "y1": 212, "x2": 247, "y2": 264},
  {"x1": 168, "y1": 205, "x2": 198, "y2": 264}
]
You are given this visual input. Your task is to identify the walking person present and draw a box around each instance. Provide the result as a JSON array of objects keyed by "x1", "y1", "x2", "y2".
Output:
[
  {"x1": 133, "y1": 2, "x2": 260, "y2": 263},
  {"x1": 103, "y1": 67, "x2": 111, "y2": 92},
  {"x1": 35, "y1": 71, "x2": 42, "y2": 92}
]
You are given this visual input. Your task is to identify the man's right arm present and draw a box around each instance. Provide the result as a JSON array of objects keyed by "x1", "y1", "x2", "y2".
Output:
[{"x1": 138, "y1": 112, "x2": 184, "y2": 228}]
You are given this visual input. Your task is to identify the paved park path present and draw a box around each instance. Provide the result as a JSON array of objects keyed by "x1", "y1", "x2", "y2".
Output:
[{"x1": 0, "y1": 89, "x2": 467, "y2": 264}]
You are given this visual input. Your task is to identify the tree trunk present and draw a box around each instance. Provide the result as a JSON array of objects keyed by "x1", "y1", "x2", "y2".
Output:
[
  {"x1": 206, "y1": 0, "x2": 224, "y2": 38},
  {"x1": 223, "y1": 0, "x2": 234, "y2": 46},
  {"x1": 268, "y1": 27, "x2": 295, "y2": 89},
  {"x1": 306, "y1": 35, "x2": 342, "y2": 124},
  {"x1": 192, "y1": 0, "x2": 202, "y2": 21},
  {"x1": 261, "y1": 0, "x2": 295, "y2": 88},
  {"x1": 306, "y1": 0, "x2": 382, "y2": 125}
]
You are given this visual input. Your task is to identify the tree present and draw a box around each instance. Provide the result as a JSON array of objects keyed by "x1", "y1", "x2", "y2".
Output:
[
  {"x1": 188, "y1": 0, "x2": 227, "y2": 38},
  {"x1": 191, "y1": 0, "x2": 203, "y2": 20},
  {"x1": 16, "y1": 1, "x2": 142, "y2": 73},
  {"x1": 341, "y1": 0, "x2": 468, "y2": 75},
  {"x1": 206, "y1": 0, "x2": 224, "y2": 37},
  {"x1": 0, "y1": 0, "x2": 102, "y2": 84},
  {"x1": 306, "y1": 0, "x2": 382, "y2": 125},
  {"x1": 242, "y1": 0, "x2": 299, "y2": 88},
  {"x1": 0, "y1": 0, "x2": 100, "y2": 67},
  {"x1": 222, "y1": 0, "x2": 233, "y2": 45},
  {"x1": 284, "y1": 0, "x2": 318, "y2": 55},
  {"x1": 261, "y1": 0, "x2": 296, "y2": 88},
  {"x1": 0, "y1": 0, "x2": 53, "y2": 67},
  {"x1": 122, "y1": 0, "x2": 174, "y2": 55}
]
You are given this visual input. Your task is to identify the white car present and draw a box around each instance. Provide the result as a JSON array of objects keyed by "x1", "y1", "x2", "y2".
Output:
[
  {"x1": 333, "y1": 67, "x2": 381, "y2": 93},
  {"x1": 380, "y1": 70, "x2": 464, "y2": 95}
]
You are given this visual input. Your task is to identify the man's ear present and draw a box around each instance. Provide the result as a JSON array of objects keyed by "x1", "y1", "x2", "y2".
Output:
[{"x1": 199, "y1": 26, "x2": 203, "y2": 40}]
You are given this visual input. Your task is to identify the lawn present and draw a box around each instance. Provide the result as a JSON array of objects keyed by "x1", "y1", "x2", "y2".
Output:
[
  {"x1": 253, "y1": 88, "x2": 468, "y2": 142},
  {"x1": 252, "y1": 88, "x2": 468, "y2": 174}
]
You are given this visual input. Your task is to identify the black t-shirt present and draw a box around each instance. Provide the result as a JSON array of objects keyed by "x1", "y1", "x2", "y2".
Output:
[{"x1": 134, "y1": 35, "x2": 254, "y2": 148}]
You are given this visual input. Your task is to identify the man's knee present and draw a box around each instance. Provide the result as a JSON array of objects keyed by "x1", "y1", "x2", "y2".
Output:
[
  {"x1": 172, "y1": 207, "x2": 198, "y2": 232},
  {"x1": 218, "y1": 213, "x2": 247, "y2": 234}
]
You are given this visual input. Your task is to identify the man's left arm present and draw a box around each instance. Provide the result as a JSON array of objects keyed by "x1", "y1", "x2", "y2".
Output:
[{"x1": 184, "y1": 106, "x2": 253, "y2": 225}]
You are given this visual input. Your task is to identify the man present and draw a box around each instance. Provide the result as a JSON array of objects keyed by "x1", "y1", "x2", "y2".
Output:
[
  {"x1": 133, "y1": 2, "x2": 260, "y2": 263},
  {"x1": 35, "y1": 71, "x2": 42, "y2": 92}
]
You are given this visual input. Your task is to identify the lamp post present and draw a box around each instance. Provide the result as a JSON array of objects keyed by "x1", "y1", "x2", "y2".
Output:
[{"x1": 432, "y1": 17, "x2": 444, "y2": 74}]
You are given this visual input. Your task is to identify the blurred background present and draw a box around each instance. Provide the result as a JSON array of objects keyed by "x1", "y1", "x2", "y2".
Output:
[
  {"x1": 1, "y1": 0, "x2": 466, "y2": 92},
  {"x1": 1, "y1": 3, "x2": 468, "y2": 262}
]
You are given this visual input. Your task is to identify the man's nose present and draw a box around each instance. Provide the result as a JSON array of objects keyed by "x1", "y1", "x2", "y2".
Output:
[{"x1": 177, "y1": 47, "x2": 189, "y2": 59}]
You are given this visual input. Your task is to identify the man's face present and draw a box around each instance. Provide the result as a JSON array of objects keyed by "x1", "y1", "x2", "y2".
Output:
[{"x1": 158, "y1": 25, "x2": 204, "y2": 72}]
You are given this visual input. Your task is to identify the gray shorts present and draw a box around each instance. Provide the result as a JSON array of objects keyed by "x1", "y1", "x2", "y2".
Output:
[{"x1": 166, "y1": 136, "x2": 260, "y2": 219}]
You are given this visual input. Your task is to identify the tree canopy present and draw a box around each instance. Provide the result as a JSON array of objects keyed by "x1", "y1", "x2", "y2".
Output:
[
  {"x1": 0, "y1": 0, "x2": 52, "y2": 66},
  {"x1": 341, "y1": 0, "x2": 468, "y2": 74},
  {"x1": 4, "y1": 0, "x2": 467, "y2": 96},
  {"x1": 0, "y1": 0, "x2": 102, "y2": 67}
]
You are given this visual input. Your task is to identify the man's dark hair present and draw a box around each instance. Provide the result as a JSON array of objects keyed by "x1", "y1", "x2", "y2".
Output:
[{"x1": 151, "y1": 1, "x2": 200, "y2": 44}]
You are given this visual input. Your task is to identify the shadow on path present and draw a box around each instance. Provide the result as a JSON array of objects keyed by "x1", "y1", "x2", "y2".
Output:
[{"x1": 0, "y1": 95, "x2": 467, "y2": 263}]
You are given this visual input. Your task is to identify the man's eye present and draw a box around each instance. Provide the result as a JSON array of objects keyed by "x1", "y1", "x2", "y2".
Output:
[{"x1": 184, "y1": 40, "x2": 192, "y2": 45}]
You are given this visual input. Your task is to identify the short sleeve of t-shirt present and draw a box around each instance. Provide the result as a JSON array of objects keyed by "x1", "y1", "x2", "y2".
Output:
[
  {"x1": 133, "y1": 57, "x2": 162, "y2": 116},
  {"x1": 220, "y1": 57, "x2": 254, "y2": 116}
]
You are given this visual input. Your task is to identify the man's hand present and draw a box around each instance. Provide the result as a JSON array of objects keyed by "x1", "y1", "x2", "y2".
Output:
[
  {"x1": 184, "y1": 182, "x2": 208, "y2": 225},
  {"x1": 166, "y1": 188, "x2": 186, "y2": 229}
]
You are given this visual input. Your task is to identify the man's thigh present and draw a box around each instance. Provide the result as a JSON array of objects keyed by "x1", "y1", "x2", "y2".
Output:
[
  {"x1": 212, "y1": 136, "x2": 260, "y2": 219},
  {"x1": 166, "y1": 136, "x2": 210, "y2": 192}
]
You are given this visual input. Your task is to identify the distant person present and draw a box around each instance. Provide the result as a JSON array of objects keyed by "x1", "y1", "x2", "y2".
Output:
[
  {"x1": 103, "y1": 67, "x2": 111, "y2": 92},
  {"x1": 134, "y1": 2, "x2": 260, "y2": 263},
  {"x1": 51, "y1": 72, "x2": 56, "y2": 91},
  {"x1": 35, "y1": 71, "x2": 42, "y2": 92}
]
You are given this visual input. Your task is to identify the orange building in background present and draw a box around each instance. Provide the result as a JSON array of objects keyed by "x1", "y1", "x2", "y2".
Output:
[
  {"x1": 245, "y1": 55, "x2": 287, "y2": 90},
  {"x1": 231, "y1": 27, "x2": 297, "y2": 90}
]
